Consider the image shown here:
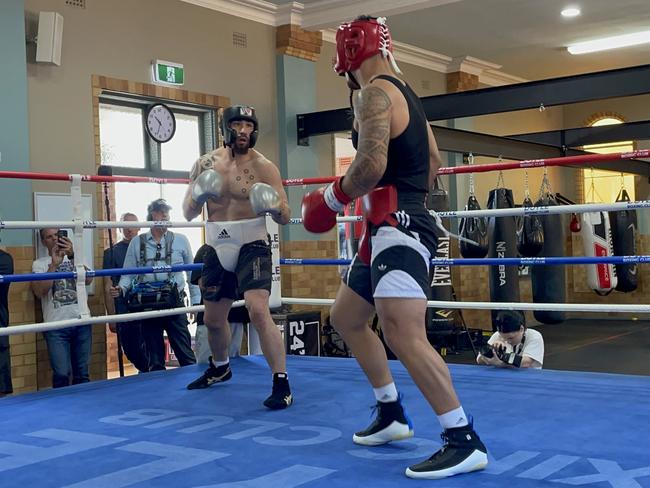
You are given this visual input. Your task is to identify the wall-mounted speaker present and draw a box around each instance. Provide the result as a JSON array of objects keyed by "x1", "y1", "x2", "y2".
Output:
[{"x1": 36, "y1": 12, "x2": 64, "y2": 66}]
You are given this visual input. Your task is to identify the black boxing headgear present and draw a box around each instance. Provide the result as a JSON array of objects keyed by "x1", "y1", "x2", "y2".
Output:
[
  {"x1": 220, "y1": 105, "x2": 259, "y2": 149},
  {"x1": 495, "y1": 310, "x2": 525, "y2": 333}
]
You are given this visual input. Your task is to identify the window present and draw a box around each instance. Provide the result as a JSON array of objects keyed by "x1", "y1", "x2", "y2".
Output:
[
  {"x1": 98, "y1": 96, "x2": 215, "y2": 177},
  {"x1": 581, "y1": 116, "x2": 635, "y2": 203}
]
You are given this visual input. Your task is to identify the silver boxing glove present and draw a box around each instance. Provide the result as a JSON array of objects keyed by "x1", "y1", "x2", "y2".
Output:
[
  {"x1": 191, "y1": 169, "x2": 223, "y2": 206},
  {"x1": 249, "y1": 182, "x2": 282, "y2": 219}
]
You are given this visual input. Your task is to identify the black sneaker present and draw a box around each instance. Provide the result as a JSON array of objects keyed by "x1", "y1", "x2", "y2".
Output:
[
  {"x1": 263, "y1": 373, "x2": 293, "y2": 410},
  {"x1": 186, "y1": 357, "x2": 232, "y2": 390},
  {"x1": 405, "y1": 419, "x2": 488, "y2": 479},
  {"x1": 352, "y1": 394, "x2": 414, "y2": 446}
]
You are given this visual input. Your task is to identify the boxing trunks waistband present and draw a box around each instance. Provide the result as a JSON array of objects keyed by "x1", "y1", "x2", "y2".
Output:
[{"x1": 206, "y1": 216, "x2": 267, "y2": 272}]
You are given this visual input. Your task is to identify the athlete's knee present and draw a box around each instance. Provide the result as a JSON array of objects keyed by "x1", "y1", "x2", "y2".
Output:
[{"x1": 245, "y1": 299, "x2": 271, "y2": 326}]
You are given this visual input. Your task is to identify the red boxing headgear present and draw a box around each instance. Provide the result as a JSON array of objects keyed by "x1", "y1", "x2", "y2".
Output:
[{"x1": 334, "y1": 17, "x2": 396, "y2": 75}]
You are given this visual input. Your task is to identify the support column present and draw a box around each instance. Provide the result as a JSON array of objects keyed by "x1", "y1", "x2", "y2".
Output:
[
  {"x1": 0, "y1": 0, "x2": 33, "y2": 246},
  {"x1": 275, "y1": 24, "x2": 322, "y2": 242}
]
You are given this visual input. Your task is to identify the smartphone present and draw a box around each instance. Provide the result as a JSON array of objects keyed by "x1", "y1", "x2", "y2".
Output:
[{"x1": 56, "y1": 230, "x2": 68, "y2": 242}]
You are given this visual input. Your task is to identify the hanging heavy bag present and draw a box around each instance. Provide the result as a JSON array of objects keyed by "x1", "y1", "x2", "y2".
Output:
[
  {"x1": 516, "y1": 197, "x2": 544, "y2": 257},
  {"x1": 487, "y1": 187, "x2": 520, "y2": 329},
  {"x1": 459, "y1": 195, "x2": 489, "y2": 258},
  {"x1": 580, "y1": 211, "x2": 617, "y2": 295},
  {"x1": 531, "y1": 193, "x2": 567, "y2": 324},
  {"x1": 609, "y1": 188, "x2": 638, "y2": 292},
  {"x1": 426, "y1": 178, "x2": 455, "y2": 334}
]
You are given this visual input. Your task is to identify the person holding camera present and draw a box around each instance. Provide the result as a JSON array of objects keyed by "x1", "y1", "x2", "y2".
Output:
[
  {"x1": 32, "y1": 228, "x2": 93, "y2": 388},
  {"x1": 118, "y1": 199, "x2": 199, "y2": 371},
  {"x1": 477, "y1": 310, "x2": 544, "y2": 369}
]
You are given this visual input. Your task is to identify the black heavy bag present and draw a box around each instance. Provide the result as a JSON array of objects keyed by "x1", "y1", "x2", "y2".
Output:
[
  {"x1": 459, "y1": 195, "x2": 488, "y2": 258},
  {"x1": 487, "y1": 188, "x2": 520, "y2": 328},
  {"x1": 516, "y1": 197, "x2": 544, "y2": 257},
  {"x1": 531, "y1": 193, "x2": 566, "y2": 324},
  {"x1": 426, "y1": 179, "x2": 455, "y2": 334},
  {"x1": 609, "y1": 188, "x2": 638, "y2": 292}
]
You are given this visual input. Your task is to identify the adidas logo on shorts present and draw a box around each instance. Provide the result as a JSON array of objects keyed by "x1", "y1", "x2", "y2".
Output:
[
  {"x1": 378, "y1": 264, "x2": 387, "y2": 271},
  {"x1": 217, "y1": 229, "x2": 230, "y2": 239}
]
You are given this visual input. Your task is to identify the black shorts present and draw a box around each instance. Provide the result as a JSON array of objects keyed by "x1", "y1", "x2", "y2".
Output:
[
  {"x1": 201, "y1": 239, "x2": 272, "y2": 302},
  {"x1": 344, "y1": 208, "x2": 437, "y2": 306}
]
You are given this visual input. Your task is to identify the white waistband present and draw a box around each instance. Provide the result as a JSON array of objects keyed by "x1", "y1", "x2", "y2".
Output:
[{"x1": 205, "y1": 216, "x2": 267, "y2": 247}]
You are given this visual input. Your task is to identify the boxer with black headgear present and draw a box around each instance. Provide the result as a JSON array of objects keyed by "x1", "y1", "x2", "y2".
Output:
[
  {"x1": 301, "y1": 15, "x2": 488, "y2": 479},
  {"x1": 182, "y1": 104, "x2": 293, "y2": 410},
  {"x1": 477, "y1": 310, "x2": 545, "y2": 369}
]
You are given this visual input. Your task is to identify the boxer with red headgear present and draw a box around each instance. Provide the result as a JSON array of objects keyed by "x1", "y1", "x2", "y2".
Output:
[{"x1": 301, "y1": 15, "x2": 488, "y2": 479}]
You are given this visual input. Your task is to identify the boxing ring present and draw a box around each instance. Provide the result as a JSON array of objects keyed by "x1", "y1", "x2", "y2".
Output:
[{"x1": 1, "y1": 150, "x2": 650, "y2": 487}]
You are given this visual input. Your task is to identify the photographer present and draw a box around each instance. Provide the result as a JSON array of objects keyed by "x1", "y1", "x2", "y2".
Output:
[
  {"x1": 477, "y1": 310, "x2": 544, "y2": 369},
  {"x1": 118, "y1": 199, "x2": 198, "y2": 371},
  {"x1": 32, "y1": 228, "x2": 93, "y2": 388}
]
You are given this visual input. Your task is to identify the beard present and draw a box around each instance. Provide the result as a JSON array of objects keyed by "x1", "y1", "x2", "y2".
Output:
[{"x1": 232, "y1": 137, "x2": 250, "y2": 155}]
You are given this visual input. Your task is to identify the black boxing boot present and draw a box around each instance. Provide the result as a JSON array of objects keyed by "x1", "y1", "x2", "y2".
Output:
[
  {"x1": 353, "y1": 393, "x2": 414, "y2": 446},
  {"x1": 405, "y1": 418, "x2": 488, "y2": 479},
  {"x1": 263, "y1": 372, "x2": 293, "y2": 410},
  {"x1": 186, "y1": 357, "x2": 232, "y2": 390}
]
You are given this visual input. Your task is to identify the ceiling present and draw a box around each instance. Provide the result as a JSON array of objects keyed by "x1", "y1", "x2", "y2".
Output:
[
  {"x1": 387, "y1": 0, "x2": 650, "y2": 79},
  {"x1": 224, "y1": 0, "x2": 650, "y2": 80}
]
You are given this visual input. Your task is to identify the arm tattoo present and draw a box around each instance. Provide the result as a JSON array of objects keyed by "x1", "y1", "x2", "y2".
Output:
[{"x1": 343, "y1": 86, "x2": 391, "y2": 198}]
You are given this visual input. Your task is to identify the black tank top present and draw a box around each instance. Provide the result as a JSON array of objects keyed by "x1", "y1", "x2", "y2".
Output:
[{"x1": 351, "y1": 75, "x2": 430, "y2": 205}]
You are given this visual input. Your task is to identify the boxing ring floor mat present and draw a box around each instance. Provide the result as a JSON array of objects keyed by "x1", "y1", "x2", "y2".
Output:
[{"x1": 1, "y1": 356, "x2": 649, "y2": 488}]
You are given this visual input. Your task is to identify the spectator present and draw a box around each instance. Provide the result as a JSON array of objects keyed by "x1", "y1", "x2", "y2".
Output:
[
  {"x1": 0, "y1": 246, "x2": 13, "y2": 397},
  {"x1": 477, "y1": 310, "x2": 544, "y2": 369},
  {"x1": 103, "y1": 212, "x2": 148, "y2": 373},
  {"x1": 118, "y1": 199, "x2": 199, "y2": 371},
  {"x1": 32, "y1": 228, "x2": 93, "y2": 388}
]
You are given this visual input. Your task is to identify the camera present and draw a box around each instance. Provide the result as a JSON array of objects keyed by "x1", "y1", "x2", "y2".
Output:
[
  {"x1": 56, "y1": 229, "x2": 68, "y2": 240},
  {"x1": 479, "y1": 344, "x2": 494, "y2": 358}
]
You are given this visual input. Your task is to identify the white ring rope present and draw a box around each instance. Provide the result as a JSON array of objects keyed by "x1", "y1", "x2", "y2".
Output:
[
  {"x1": 282, "y1": 297, "x2": 650, "y2": 314},
  {"x1": 0, "y1": 300, "x2": 245, "y2": 337}
]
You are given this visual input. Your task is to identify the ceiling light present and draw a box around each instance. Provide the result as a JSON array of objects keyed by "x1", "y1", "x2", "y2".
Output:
[
  {"x1": 561, "y1": 7, "x2": 581, "y2": 18},
  {"x1": 568, "y1": 30, "x2": 650, "y2": 54}
]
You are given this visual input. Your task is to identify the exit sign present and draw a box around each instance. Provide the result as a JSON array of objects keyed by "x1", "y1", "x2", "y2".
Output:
[{"x1": 152, "y1": 60, "x2": 184, "y2": 86}]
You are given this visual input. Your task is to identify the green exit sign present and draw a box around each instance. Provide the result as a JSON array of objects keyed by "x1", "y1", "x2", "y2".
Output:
[{"x1": 152, "y1": 60, "x2": 184, "y2": 86}]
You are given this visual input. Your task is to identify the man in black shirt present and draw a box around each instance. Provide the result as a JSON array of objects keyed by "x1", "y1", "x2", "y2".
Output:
[
  {"x1": 0, "y1": 248, "x2": 13, "y2": 396},
  {"x1": 103, "y1": 213, "x2": 148, "y2": 373}
]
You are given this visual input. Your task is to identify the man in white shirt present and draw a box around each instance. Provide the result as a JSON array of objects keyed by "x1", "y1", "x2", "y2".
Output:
[
  {"x1": 32, "y1": 228, "x2": 93, "y2": 388},
  {"x1": 477, "y1": 310, "x2": 544, "y2": 369}
]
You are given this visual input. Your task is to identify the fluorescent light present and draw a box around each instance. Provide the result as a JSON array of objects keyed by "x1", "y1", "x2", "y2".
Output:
[
  {"x1": 561, "y1": 7, "x2": 581, "y2": 18},
  {"x1": 568, "y1": 30, "x2": 650, "y2": 54}
]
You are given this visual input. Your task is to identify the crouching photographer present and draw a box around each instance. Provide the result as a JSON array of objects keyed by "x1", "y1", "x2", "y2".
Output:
[{"x1": 477, "y1": 310, "x2": 544, "y2": 369}]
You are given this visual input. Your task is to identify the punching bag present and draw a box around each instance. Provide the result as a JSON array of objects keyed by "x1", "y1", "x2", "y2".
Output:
[
  {"x1": 516, "y1": 197, "x2": 544, "y2": 257},
  {"x1": 609, "y1": 188, "x2": 638, "y2": 292},
  {"x1": 426, "y1": 179, "x2": 455, "y2": 334},
  {"x1": 487, "y1": 188, "x2": 520, "y2": 328},
  {"x1": 459, "y1": 195, "x2": 489, "y2": 258},
  {"x1": 531, "y1": 193, "x2": 567, "y2": 324},
  {"x1": 581, "y1": 211, "x2": 617, "y2": 295}
]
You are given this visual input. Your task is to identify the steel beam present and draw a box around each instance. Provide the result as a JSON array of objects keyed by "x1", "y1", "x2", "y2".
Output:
[
  {"x1": 508, "y1": 120, "x2": 650, "y2": 148},
  {"x1": 432, "y1": 125, "x2": 650, "y2": 176},
  {"x1": 297, "y1": 64, "x2": 650, "y2": 143}
]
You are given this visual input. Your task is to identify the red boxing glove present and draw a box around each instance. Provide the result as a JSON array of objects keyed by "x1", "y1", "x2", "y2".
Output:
[
  {"x1": 361, "y1": 185, "x2": 398, "y2": 225},
  {"x1": 301, "y1": 177, "x2": 352, "y2": 234}
]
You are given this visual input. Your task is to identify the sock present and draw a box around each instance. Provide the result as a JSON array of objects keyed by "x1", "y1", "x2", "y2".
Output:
[
  {"x1": 373, "y1": 382, "x2": 398, "y2": 403},
  {"x1": 438, "y1": 406, "x2": 469, "y2": 430},
  {"x1": 212, "y1": 359, "x2": 229, "y2": 368}
]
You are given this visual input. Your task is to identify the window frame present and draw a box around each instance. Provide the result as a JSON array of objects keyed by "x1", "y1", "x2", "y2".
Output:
[{"x1": 98, "y1": 92, "x2": 217, "y2": 179}]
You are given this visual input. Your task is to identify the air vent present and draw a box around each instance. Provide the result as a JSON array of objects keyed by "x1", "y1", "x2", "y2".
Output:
[
  {"x1": 65, "y1": 0, "x2": 86, "y2": 8},
  {"x1": 232, "y1": 32, "x2": 247, "y2": 48}
]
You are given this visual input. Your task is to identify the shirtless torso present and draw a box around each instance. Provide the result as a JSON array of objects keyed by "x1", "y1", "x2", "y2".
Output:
[{"x1": 183, "y1": 146, "x2": 290, "y2": 224}]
